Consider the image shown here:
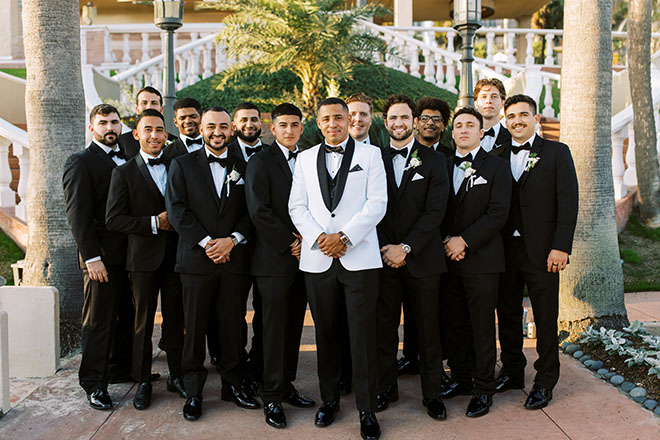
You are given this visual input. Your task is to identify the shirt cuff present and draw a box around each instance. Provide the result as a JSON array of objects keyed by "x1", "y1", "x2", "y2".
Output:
[
  {"x1": 85, "y1": 256, "x2": 102, "y2": 265},
  {"x1": 151, "y1": 216, "x2": 158, "y2": 235},
  {"x1": 198, "y1": 236, "x2": 212, "y2": 249},
  {"x1": 231, "y1": 232, "x2": 246, "y2": 244}
]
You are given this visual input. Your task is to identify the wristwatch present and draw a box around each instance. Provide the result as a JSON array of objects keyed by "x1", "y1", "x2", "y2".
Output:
[
  {"x1": 401, "y1": 243, "x2": 412, "y2": 254},
  {"x1": 230, "y1": 234, "x2": 240, "y2": 246},
  {"x1": 338, "y1": 231, "x2": 350, "y2": 245}
]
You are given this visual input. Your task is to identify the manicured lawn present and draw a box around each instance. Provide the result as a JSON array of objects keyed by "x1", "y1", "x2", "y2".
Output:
[
  {"x1": 0, "y1": 68, "x2": 27, "y2": 79},
  {"x1": 619, "y1": 214, "x2": 660, "y2": 292},
  {"x1": 0, "y1": 232, "x2": 25, "y2": 285}
]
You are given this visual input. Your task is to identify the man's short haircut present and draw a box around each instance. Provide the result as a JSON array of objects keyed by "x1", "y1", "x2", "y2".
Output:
[
  {"x1": 271, "y1": 103, "x2": 302, "y2": 121},
  {"x1": 415, "y1": 96, "x2": 451, "y2": 125},
  {"x1": 135, "y1": 109, "x2": 165, "y2": 127},
  {"x1": 136, "y1": 86, "x2": 163, "y2": 106},
  {"x1": 345, "y1": 93, "x2": 373, "y2": 112},
  {"x1": 201, "y1": 106, "x2": 231, "y2": 119},
  {"x1": 89, "y1": 103, "x2": 120, "y2": 123},
  {"x1": 233, "y1": 102, "x2": 261, "y2": 118},
  {"x1": 504, "y1": 94, "x2": 538, "y2": 115},
  {"x1": 173, "y1": 97, "x2": 202, "y2": 114},
  {"x1": 453, "y1": 106, "x2": 484, "y2": 129},
  {"x1": 383, "y1": 94, "x2": 416, "y2": 118},
  {"x1": 317, "y1": 97, "x2": 348, "y2": 113},
  {"x1": 473, "y1": 78, "x2": 507, "y2": 101}
]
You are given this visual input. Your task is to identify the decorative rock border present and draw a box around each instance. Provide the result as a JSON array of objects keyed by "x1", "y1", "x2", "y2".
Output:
[{"x1": 561, "y1": 342, "x2": 660, "y2": 417}]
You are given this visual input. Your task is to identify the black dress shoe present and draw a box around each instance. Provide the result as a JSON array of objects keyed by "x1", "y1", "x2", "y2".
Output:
[
  {"x1": 87, "y1": 389, "x2": 113, "y2": 410},
  {"x1": 376, "y1": 384, "x2": 398, "y2": 412},
  {"x1": 264, "y1": 401, "x2": 287, "y2": 429},
  {"x1": 242, "y1": 377, "x2": 261, "y2": 397},
  {"x1": 524, "y1": 385, "x2": 552, "y2": 410},
  {"x1": 423, "y1": 397, "x2": 447, "y2": 420},
  {"x1": 359, "y1": 411, "x2": 381, "y2": 440},
  {"x1": 158, "y1": 337, "x2": 166, "y2": 351},
  {"x1": 183, "y1": 396, "x2": 202, "y2": 421},
  {"x1": 466, "y1": 393, "x2": 492, "y2": 418},
  {"x1": 339, "y1": 379, "x2": 352, "y2": 395},
  {"x1": 133, "y1": 382, "x2": 152, "y2": 410},
  {"x1": 221, "y1": 384, "x2": 260, "y2": 409},
  {"x1": 397, "y1": 357, "x2": 420, "y2": 376},
  {"x1": 440, "y1": 369, "x2": 452, "y2": 388},
  {"x1": 441, "y1": 381, "x2": 473, "y2": 399},
  {"x1": 283, "y1": 386, "x2": 316, "y2": 408},
  {"x1": 315, "y1": 400, "x2": 339, "y2": 427},
  {"x1": 167, "y1": 376, "x2": 187, "y2": 399},
  {"x1": 495, "y1": 374, "x2": 525, "y2": 393}
]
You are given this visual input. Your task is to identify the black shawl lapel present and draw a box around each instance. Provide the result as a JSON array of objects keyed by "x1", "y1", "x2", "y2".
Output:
[
  {"x1": 220, "y1": 147, "x2": 243, "y2": 213},
  {"x1": 382, "y1": 146, "x2": 399, "y2": 200},
  {"x1": 316, "y1": 144, "x2": 333, "y2": 212},
  {"x1": 89, "y1": 143, "x2": 119, "y2": 170},
  {"x1": 331, "y1": 137, "x2": 355, "y2": 211},
  {"x1": 396, "y1": 141, "x2": 420, "y2": 202},
  {"x1": 456, "y1": 147, "x2": 486, "y2": 207},
  {"x1": 519, "y1": 135, "x2": 543, "y2": 189},
  {"x1": 135, "y1": 153, "x2": 166, "y2": 207},
  {"x1": 270, "y1": 143, "x2": 293, "y2": 185},
  {"x1": 195, "y1": 148, "x2": 222, "y2": 209}
]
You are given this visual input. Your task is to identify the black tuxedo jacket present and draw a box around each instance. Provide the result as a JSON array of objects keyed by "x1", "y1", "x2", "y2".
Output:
[
  {"x1": 228, "y1": 139, "x2": 265, "y2": 176},
  {"x1": 105, "y1": 153, "x2": 178, "y2": 272},
  {"x1": 377, "y1": 141, "x2": 450, "y2": 278},
  {"x1": 441, "y1": 147, "x2": 512, "y2": 273},
  {"x1": 499, "y1": 136, "x2": 579, "y2": 268},
  {"x1": 63, "y1": 143, "x2": 128, "y2": 267},
  {"x1": 120, "y1": 131, "x2": 178, "y2": 159},
  {"x1": 166, "y1": 147, "x2": 251, "y2": 275},
  {"x1": 434, "y1": 142, "x2": 454, "y2": 159},
  {"x1": 245, "y1": 143, "x2": 300, "y2": 277},
  {"x1": 489, "y1": 124, "x2": 512, "y2": 157}
]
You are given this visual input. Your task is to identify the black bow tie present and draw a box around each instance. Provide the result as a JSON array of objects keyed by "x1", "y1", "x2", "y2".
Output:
[
  {"x1": 185, "y1": 137, "x2": 203, "y2": 147},
  {"x1": 324, "y1": 144, "x2": 344, "y2": 154},
  {"x1": 511, "y1": 143, "x2": 531, "y2": 155},
  {"x1": 288, "y1": 150, "x2": 298, "y2": 161},
  {"x1": 208, "y1": 155, "x2": 228, "y2": 168},
  {"x1": 483, "y1": 127, "x2": 496, "y2": 138},
  {"x1": 454, "y1": 154, "x2": 473, "y2": 166},
  {"x1": 390, "y1": 147, "x2": 408, "y2": 158},
  {"x1": 148, "y1": 157, "x2": 168, "y2": 167},
  {"x1": 245, "y1": 145, "x2": 262, "y2": 157},
  {"x1": 108, "y1": 149, "x2": 125, "y2": 159}
]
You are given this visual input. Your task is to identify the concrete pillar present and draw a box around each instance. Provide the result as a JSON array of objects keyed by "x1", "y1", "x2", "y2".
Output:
[
  {"x1": 516, "y1": 15, "x2": 533, "y2": 65},
  {"x1": 0, "y1": 0, "x2": 24, "y2": 60},
  {"x1": 0, "y1": 310, "x2": 9, "y2": 415},
  {"x1": 394, "y1": 0, "x2": 413, "y2": 27}
]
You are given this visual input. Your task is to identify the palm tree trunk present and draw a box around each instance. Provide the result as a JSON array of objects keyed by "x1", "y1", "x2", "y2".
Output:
[
  {"x1": 558, "y1": 0, "x2": 628, "y2": 340},
  {"x1": 629, "y1": 0, "x2": 660, "y2": 226},
  {"x1": 21, "y1": 0, "x2": 86, "y2": 353}
]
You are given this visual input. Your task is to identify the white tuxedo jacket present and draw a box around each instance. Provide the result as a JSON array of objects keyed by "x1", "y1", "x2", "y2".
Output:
[{"x1": 288, "y1": 139, "x2": 387, "y2": 273}]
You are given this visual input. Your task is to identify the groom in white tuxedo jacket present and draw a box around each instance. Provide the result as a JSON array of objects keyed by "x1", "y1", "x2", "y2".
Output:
[{"x1": 289, "y1": 97, "x2": 387, "y2": 440}]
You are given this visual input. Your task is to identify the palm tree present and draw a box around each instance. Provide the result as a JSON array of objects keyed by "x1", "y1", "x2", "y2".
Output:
[
  {"x1": 557, "y1": 0, "x2": 629, "y2": 340},
  {"x1": 629, "y1": 0, "x2": 660, "y2": 226},
  {"x1": 204, "y1": 0, "x2": 390, "y2": 117},
  {"x1": 21, "y1": 0, "x2": 86, "y2": 352}
]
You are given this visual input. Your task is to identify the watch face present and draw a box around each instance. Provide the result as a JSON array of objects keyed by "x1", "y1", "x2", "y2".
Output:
[{"x1": 402, "y1": 244, "x2": 411, "y2": 253}]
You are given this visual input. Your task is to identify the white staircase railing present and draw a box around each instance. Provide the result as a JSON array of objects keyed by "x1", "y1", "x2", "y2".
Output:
[{"x1": 0, "y1": 116, "x2": 29, "y2": 222}]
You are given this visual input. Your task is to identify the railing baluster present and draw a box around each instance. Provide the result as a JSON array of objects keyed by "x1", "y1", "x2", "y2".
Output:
[
  {"x1": 141, "y1": 32, "x2": 150, "y2": 63},
  {"x1": 104, "y1": 28, "x2": 113, "y2": 64},
  {"x1": 505, "y1": 32, "x2": 516, "y2": 65},
  {"x1": 122, "y1": 34, "x2": 131, "y2": 63},
  {"x1": 14, "y1": 144, "x2": 28, "y2": 221},
  {"x1": 611, "y1": 128, "x2": 627, "y2": 200},
  {"x1": 445, "y1": 56, "x2": 457, "y2": 93},
  {"x1": 408, "y1": 34, "x2": 420, "y2": 78},
  {"x1": 177, "y1": 54, "x2": 187, "y2": 90},
  {"x1": 187, "y1": 51, "x2": 199, "y2": 86},
  {"x1": 544, "y1": 34, "x2": 555, "y2": 66},
  {"x1": 422, "y1": 49, "x2": 434, "y2": 83},
  {"x1": 215, "y1": 44, "x2": 226, "y2": 73},
  {"x1": 542, "y1": 77, "x2": 555, "y2": 118},
  {"x1": 525, "y1": 32, "x2": 535, "y2": 65},
  {"x1": 435, "y1": 53, "x2": 445, "y2": 88},
  {"x1": 486, "y1": 32, "x2": 495, "y2": 61},
  {"x1": 202, "y1": 42, "x2": 213, "y2": 79},
  {"x1": 0, "y1": 139, "x2": 16, "y2": 208},
  {"x1": 624, "y1": 122, "x2": 637, "y2": 187}
]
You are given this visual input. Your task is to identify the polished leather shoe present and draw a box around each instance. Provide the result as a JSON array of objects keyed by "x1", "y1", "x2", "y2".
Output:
[
  {"x1": 87, "y1": 389, "x2": 112, "y2": 410},
  {"x1": 167, "y1": 376, "x2": 187, "y2": 399},
  {"x1": 423, "y1": 397, "x2": 447, "y2": 420},
  {"x1": 339, "y1": 379, "x2": 352, "y2": 395},
  {"x1": 359, "y1": 411, "x2": 381, "y2": 440},
  {"x1": 441, "y1": 381, "x2": 473, "y2": 399},
  {"x1": 133, "y1": 382, "x2": 152, "y2": 410},
  {"x1": 221, "y1": 384, "x2": 260, "y2": 409},
  {"x1": 315, "y1": 400, "x2": 339, "y2": 427},
  {"x1": 264, "y1": 401, "x2": 287, "y2": 428},
  {"x1": 524, "y1": 385, "x2": 552, "y2": 410},
  {"x1": 242, "y1": 377, "x2": 261, "y2": 397},
  {"x1": 376, "y1": 384, "x2": 398, "y2": 412},
  {"x1": 397, "y1": 357, "x2": 420, "y2": 376},
  {"x1": 466, "y1": 393, "x2": 492, "y2": 418},
  {"x1": 183, "y1": 396, "x2": 202, "y2": 421},
  {"x1": 440, "y1": 369, "x2": 452, "y2": 388},
  {"x1": 495, "y1": 374, "x2": 525, "y2": 393},
  {"x1": 283, "y1": 386, "x2": 315, "y2": 408}
]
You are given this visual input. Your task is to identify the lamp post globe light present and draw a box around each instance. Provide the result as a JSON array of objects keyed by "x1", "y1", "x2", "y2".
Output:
[
  {"x1": 154, "y1": 0, "x2": 184, "y2": 134},
  {"x1": 453, "y1": 0, "x2": 481, "y2": 109}
]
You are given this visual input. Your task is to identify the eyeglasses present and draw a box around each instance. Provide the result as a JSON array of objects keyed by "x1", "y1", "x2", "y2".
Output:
[{"x1": 419, "y1": 115, "x2": 443, "y2": 124}]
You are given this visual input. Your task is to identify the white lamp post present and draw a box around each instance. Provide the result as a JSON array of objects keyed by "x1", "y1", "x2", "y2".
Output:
[{"x1": 453, "y1": 0, "x2": 482, "y2": 108}]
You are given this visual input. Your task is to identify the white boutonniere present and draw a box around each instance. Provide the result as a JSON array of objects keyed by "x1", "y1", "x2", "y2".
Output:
[
  {"x1": 164, "y1": 139, "x2": 174, "y2": 146},
  {"x1": 225, "y1": 165, "x2": 241, "y2": 196},
  {"x1": 403, "y1": 150, "x2": 422, "y2": 171},
  {"x1": 459, "y1": 161, "x2": 478, "y2": 190},
  {"x1": 525, "y1": 153, "x2": 540, "y2": 172}
]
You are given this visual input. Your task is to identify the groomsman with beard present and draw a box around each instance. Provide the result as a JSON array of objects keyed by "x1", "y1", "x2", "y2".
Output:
[
  {"x1": 245, "y1": 103, "x2": 316, "y2": 429},
  {"x1": 106, "y1": 109, "x2": 186, "y2": 410},
  {"x1": 289, "y1": 97, "x2": 387, "y2": 440},
  {"x1": 63, "y1": 104, "x2": 131, "y2": 410},
  {"x1": 374, "y1": 94, "x2": 449, "y2": 420},
  {"x1": 163, "y1": 97, "x2": 204, "y2": 158},
  {"x1": 474, "y1": 78, "x2": 511, "y2": 156},
  {"x1": 441, "y1": 107, "x2": 511, "y2": 418},
  {"x1": 347, "y1": 93, "x2": 380, "y2": 147},
  {"x1": 166, "y1": 106, "x2": 259, "y2": 420},
  {"x1": 495, "y1": 94, "x2": 578, "y2": 410}
]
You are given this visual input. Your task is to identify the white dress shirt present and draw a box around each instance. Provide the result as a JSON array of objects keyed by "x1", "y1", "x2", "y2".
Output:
[
  {"x1": 237, "y1": 138, "x2": 263, "y2": 162},
  {"x1": 276, "y1": 141, "x2": 298, "y2": 174},
  {"x1": 180, "y1": 134, "x2": 204, "y2": 153},
  {"x1": 453, "y1": 147, "x2": 480, "y2": 195},
  {"x1": 510, "y1": 133, "x2": 535, "y2": 182},
  {"x1": 361, "y1": 135, "x2": 372, "y2": 146},
  {"x1": 140, "y1": 150, "x2": 167, "y2": 235},
  {"x1": 390, "y1": 139, "x2": 414, "y2": 187},
  {"x1": 480, "y1": 120, "x2": 505, "y2": 153},
  {"x1": 325, "y1": 136, "x2": 350, "y2": 178}
]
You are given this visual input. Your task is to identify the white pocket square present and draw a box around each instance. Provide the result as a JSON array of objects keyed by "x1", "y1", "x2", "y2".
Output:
[
  {"x1": 411, "y1": 173, "x2": 424, "y2": 181},
  {"x1": 236, "y1": 178, "x2": 245, "y2": 185},
  {"x1": 473, "y1": 176, "x2": 487, "y2": 185}
]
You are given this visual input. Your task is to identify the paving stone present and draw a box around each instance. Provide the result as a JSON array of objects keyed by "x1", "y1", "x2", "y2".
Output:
[
  {"x1": 621, "y1": 382, "x2": 635, "y2": 392},
  {"x1": 565, "y1": 344, "x2": 582, "y2": 355},
  {"x1": 610, "y1": 375, "x2": 625, "y2": 385}
]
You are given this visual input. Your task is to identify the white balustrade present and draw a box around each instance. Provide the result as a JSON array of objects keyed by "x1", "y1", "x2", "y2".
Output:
[
  {"x1": 445, "y1": 56, "x2": 457, "y2": 93},
  {"x1": 624, "y1": 122, "x2": 638, "y2": 187},
  {"x1": 486, "y1": 32, "x2": 495, "y2": 61},
  {"x1": 141, "y1": 33, "x2": 150, "y2": 63},
  {"x1": 544, "y1": 34, "x2": 555, "y2": 66},
  {"x1": 202, "y1": 42, "x2": 213, "y2": 79},
  {"x1": 104, "y1": 29, "x2": 113, "y2": 64},
  {"x1": 505, "y1": 33, "x2": 516, "y2": 65},
  {"x1": 542, "y1": 76, "x2": 555, "y2": 118},
  {"x1": 408, "y1": 32, "x2": 421, "y2": 78},
  {"x1": 434, "y1": 53, "x2": 445, "y2": 87},
  {"x1": 121, "y1": 34, "x2": 130, "y2": 64},
  {"x1": 611, "y1": 128, "x2": 627, "y2": 199},
  {"x1": 422, "y1": 49, "x2": 434, "y2": 84},
  {"x1": 525, "y1": 33, "x2": 535, "y2": 66},
  {"x1": 187, "y1": 51, "x2": 199, "y2": 86},
  {"x1": 215, "y1": 44, "x2": 226, "y2": 74},
  {"x1": 177, "y1": 54, "x2": 187, "y2": 90},
  {"x1": 14, "y1": 144, "x2": 28, "y2": 221},
  {"x1": 0, "y1": 139, "x2": 15, "y2": 208}
]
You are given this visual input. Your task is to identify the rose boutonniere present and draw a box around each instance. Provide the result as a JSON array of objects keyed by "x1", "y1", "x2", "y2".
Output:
[
  {"x1": 404, "y1": 150, "x2": 422, "y2": 171},
  {"x1": 525, "y1": 153, "x2": 540, "y2": 172},
  {"x1": 225, "y1": 165, "x2": 241, "y2": 196},
  {"x1": 164, "y1": 139, "x2": 174, "y2": 146},
  {"x1": 459, "y1": 161, "x2": 478, "y2": 190}
]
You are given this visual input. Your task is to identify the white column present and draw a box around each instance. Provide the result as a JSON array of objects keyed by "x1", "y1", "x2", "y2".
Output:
[
  {"x1": 611, "y1": 128, "x2": 627, "y2": 199},
  {"x1": 394, "y1": 0, "x2": 413, "y2": 27},
  {"x1": 14, "y1": 144, "x2": 28, "y2": 221},
  {"x1": 0, "y1": 139, "x2": 15, "y2": 207},
  {"x1": 422, "y1": 49, "x2": 434, "y2": 83},
  {"x1": 624, "y1": 122, "x2": 638, "y2": 187},
  {"x1": 0, "y1": 0, "x2": 23, "y2": 59},
  {"x1": 445, "y1": 56, "x2": 457, "y2": 93},
  {"x1": 0, "y1": 309, "x2": 9, "y2": 415},
  {"x1": 544, "y1": 34, "x2": 554, "y2": 66}
]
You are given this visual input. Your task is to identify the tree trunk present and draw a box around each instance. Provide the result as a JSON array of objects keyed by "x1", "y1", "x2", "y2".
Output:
[
  {"x1": 629, "y1": 0, "x2": 660, "y2": 226},
  {"x1": 558, "y1": 0, "x2": 628, "y2": 341},
  {"x1": 21, "y1": 0, "x2": 85, "y2": 354}
]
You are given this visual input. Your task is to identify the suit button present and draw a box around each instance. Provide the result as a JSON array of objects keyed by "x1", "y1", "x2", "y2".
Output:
[{"x1": 331, "y1": 213, "x2": 335, "y2": 218}]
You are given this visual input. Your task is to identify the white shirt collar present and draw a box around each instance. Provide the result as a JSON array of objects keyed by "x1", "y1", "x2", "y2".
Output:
[
  {"x1": 276, "y1": 141, "x2": 298, "y2": 158},
  {"x1": 237, "y1": 138, "x2": 262, "y2": 150},
  {"x1": 455, "y1": 145, "x2": 481, "y2": 160},
  {"x1": 512, "y1": 133, "x2": 536, "y2": 148},
  {"x1": 325, "y1": 135, "x2": 350, "y2": 150},
  {"x1": 390, "y1": 138, "x2": 415, "y2": 156},
  {"x1": 205, "y1": 147, "x2": 228, "y2": 159},
  {"x1": 180, "y1": 133, "x2": 203, "y2": 143},
  {"x1": 139, "y1": 149, "x2": 164, "y2": 164}
]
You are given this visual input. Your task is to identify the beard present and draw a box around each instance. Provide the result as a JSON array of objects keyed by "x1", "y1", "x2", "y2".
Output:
[
  {"x1": 387, "y1": 127, "x2": 413, "y2": 142},
  {"x1": 95, "y1": 131, "x2": 119, "y2": 147},
  {"x1": 237, "y1": 128, "x2": 262, "y2": 143}
]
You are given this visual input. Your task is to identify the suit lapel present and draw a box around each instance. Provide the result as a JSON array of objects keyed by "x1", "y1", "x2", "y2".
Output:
[
  {"x1": 316, "y1": 144, "x2": 333, "y2": 212},
  {"x1": 382, "y1": 147, "x2": 399, "y2": 200},
  {"x1": 195, "y1": 148, "x2": 222, "y2": 209},
  {"x1": 331, "y1": 137, "x2": 355, "y2": 211},
  {"x1": 89, "y1": 143, "x2": 118, "y2": 170},
  {"x1": 456, "y1": 148, "x2": 486, "y2": 206},
  {"x1": 518, "y1": 136, "x2": 543, "y2": 188},
  {"x1": 271, "y1": 143, "x2": 293, "y2": 185},
  {"x1": 396, "y1": 142, "x2": 420, "y2": 202},
  {"x1": 136, "y1": 153, "x2": 166, "y2": 206}
]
